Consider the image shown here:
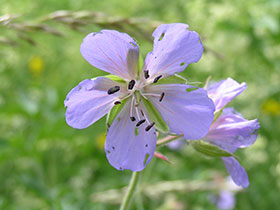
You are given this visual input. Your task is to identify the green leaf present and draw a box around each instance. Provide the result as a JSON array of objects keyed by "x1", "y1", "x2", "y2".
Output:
[
  {"x1": 137, "y1": 53, "x2": 144, "y2": 76},
  {"x1": 213, "y1": 108, "x2": 223, "y2": 122},
  {"x1": 203, "y1": 76, "x2": 212, "y2": 89},
  {"x1": 186, "y1": 87, "x2": 199, "y2": 92},
  {"x1": 106, "y1": 99, "x2": 127, "y2": 130},
  {"x1": 104, "y1": 74, "x2": 126, "y2": 83},
  {"x1": 142, "y1": 98, "x2": 169, "y2": 132},
  {"x1": 191, "y1": 140, "x2": 237, "y2": 158}
]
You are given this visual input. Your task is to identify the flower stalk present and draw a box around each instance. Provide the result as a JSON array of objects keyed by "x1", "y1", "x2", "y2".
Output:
[
  {"x1": 120, "y1": 171, "x2": 141, "y2": 210},
  {"x1": 119, "y1": 133, "x2": 183, "y2": 210},
  {"x1": 156, "y1": 134, "x2": 183, "y2": 147}
]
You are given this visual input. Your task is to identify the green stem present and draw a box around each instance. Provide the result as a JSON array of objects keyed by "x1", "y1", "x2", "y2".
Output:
[
  {"x1": 120, "y1": 171, "x2": 141, "y2": 210},
  {"x1": 119, "y1": 134, "x2": 182, "y2": 210},
  {"x1": 156, "y1": 134, "x2": 183, "y2": 147}
]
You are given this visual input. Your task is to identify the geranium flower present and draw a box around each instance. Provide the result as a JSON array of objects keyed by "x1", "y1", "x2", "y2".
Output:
[
  {"x1": 204, "y1": 78, "x2": 260, "y2": 187},
  {"x1": 208, "y1": 177, "x2": 242, "y2": 210},
  {"x1": 64, "y1": 23, "x2": 215, "y2": 171}
]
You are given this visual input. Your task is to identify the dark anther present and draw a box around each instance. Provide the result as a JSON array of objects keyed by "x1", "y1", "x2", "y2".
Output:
[
  {"x1": 145, "y1": 144, "x2": 148, "y2": 147},
  {"x1": 136, "y1": 119, "x2": 146, "y2": 127},
  {"x1": 145, "y1": 122, "x2": 155, "y2": 131},
  {"x1": 130, "y1": 116, "x2": 136, "y2": 121},
  {"x1": 140, "y1": 109, "x2": 144, "y2": 116},
  {"x1": 128, "y1": 80, "x2": 136, "y2": 90},
  {"x1": 107, "y1": 86, "x2": 120, "y2": 95},
  {"x1": 144, "y1": 70, "x2": 150, "y2": 79},
  {"x1": 114, "y1": 101, "x2": 121, "y2": 105},
  {"x1": 153, "y1": 75, "x2": 162, "y2": 83},
  {"x1": 112, "y1": 146, "x2": 115, "y2": 150},
  {"x1": 159, "y1": 92, "x2": 165, "y2": 102}
]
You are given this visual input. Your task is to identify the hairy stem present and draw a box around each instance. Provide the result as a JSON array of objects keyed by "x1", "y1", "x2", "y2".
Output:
[
  {"x1": 156, "y1": 134, "x2": 183, "y2": 147},
  {"x1": 120, "y1": 171, "x2": 141, "y2": 210}
]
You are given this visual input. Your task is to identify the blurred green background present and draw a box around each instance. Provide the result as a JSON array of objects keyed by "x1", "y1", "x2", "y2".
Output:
[{"x1": 0, "y1": 0, "x2": 279, "y2": 209}]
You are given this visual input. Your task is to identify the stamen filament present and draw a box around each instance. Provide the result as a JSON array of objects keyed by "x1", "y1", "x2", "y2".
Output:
[
  {"x1": 142, "y1": 93, "x2": 161, "y2": 97},
  {"x1": 120, "y1": 93, "x2": 133, "y2": 101},
  {"x1": 141, "y1": 80, "x2": 155, "y2": 88},
  {"x1": 139, "y1": 90, "x2": 148, "y2": 99},
  {"x1": 138, "y1": 107, "x2": 151, "y2": 125},
  {"x1": 130, "y1": 96, "x2": 135, "y2": 121},
  {"x1": 135, "y1": 105, "x2": 141, "y2": 120}
]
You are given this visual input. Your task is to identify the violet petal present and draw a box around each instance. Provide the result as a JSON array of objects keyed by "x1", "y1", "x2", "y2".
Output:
[
  {"x1": 222, "y1": 157, "x2": 249, "y2": 188},
  {"x1": 65, "y1": 77, "x2": 124, "y2": 129},
  {"x1": 80, "y1": 30, "x2": 139, "y2": 80},
  {"x1": 143, "y1": 23, "x2": 203, "y2": 80},
  {"x1": 146, "y1": 84, "x2": 215, "y2": 139},
  {"x1": 207, "y1": 78, "x2": 247, "y2": 111},
  {"x1": 204, "y1": 108, "x2": 260, "y2": 152},
  {"x1": 105, "y1": 100, "x2": 157, "y2": 171}
]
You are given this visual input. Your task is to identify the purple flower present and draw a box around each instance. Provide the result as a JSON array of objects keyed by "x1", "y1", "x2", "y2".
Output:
[
  {"x1": 64, "y1": 23, "x2": 215, "y2": 171},
  {"x1": 216, "y1": 190, "x2": 236, "y2": 210},
  {"x1": 207, "y1": 78, "x2": 247, "y2": 111},
  {"x1": 204, "y1": 78, "x2": 260, "y2": 188},
  {"x1": 167, "y1": 138, "x2": 185, "y2": 150}
]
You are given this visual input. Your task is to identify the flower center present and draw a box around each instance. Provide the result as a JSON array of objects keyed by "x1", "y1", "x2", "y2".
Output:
[{"x1": 105, "y1": 71, "x2": 165, "y2": 132}]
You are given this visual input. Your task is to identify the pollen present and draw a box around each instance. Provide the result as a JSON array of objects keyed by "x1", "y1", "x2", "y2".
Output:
[
  {"x1": 128, "y1": 80, "x2": 136, "y2": 90},
  {"x1": 159, "y1": 92, "x2": 165, "y2": 102},
  {"x1": 107, "y1": 86, "x2": 120, "y2": 94},
  {"x1": 136, "y1": 119, "x2": 146, "y2": 127},
  {"x1": 144, "y1": 70, "x2": 150, "y2": 79},
  {"x1": 153, "y1": 75, "x2": 162, "y2": 83},
  {"x1": 145, "y1": 122, "x2": 155, "y2": 131}
]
